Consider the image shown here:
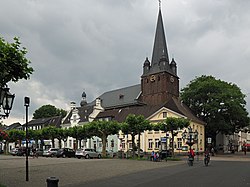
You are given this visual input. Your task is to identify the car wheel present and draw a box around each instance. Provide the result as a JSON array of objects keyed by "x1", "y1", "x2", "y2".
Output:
[
  {"x1": 77, "y1": 156, "x2": 81, "y2": 159},
  {"x1": 98, "y1": 154, "x2": 101, "y2": 159},
  {"x1": 85, "y1": 154, "x2": 89, "y2": 159},
  {"x1": 62, "y1": 154, "x2": 66, "y2": 158}
]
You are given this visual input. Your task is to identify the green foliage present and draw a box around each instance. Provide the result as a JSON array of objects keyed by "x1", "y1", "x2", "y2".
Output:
[
  {"x1": 154, "y1": 117, "x2": 190, "y2": 157},
  {"x1": 89, "y1": 120, "x2": 121, "y2": 157},
  {"x1": 33, "y1": 104, "x2": 67, "y2": 119},
  {"x1": 181, "y1": 75, "x2": 250, "y2": 138},
  {"x1": 41, "y1": 126, "x2": 58, "y2": 147},
  {"x1": 121, "y1": 114, "x2": 152, "y2": 158},
  {"x1": 0, "y1": 37, "x2": 33, "y2": 87},
  {"x1": 7, "y1": 129, "x2": 25, "y2": 144}
]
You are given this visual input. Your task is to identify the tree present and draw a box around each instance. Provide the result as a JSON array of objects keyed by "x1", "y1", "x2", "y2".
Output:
[
  {"x1": 0, "y1": 129, "x2": 8, "y2": 142},
  {"x1": 180, "y1": 75, "x2": 250, "y2": 145},
  {"x1": 33, "y1": 104, "x2": 67, "y2": 119},
  {"x1": 0, "y1": 37, "x2": 33, "y2": 87},
  {"x1": 8, "y1": 129, "x2": 25, "y2": 147},
  {"x1": 28, "y1": 129, "x2": 42, "y2": 148},
  {"x1": 68, "y1": 126, "x2": 80, "y2": 150},
  {"x1": 133, "y1": 115, "x2": 151, "y2": 157},
  {"x1": 121, "y1": 114, "x2": 152, "y2": 158},
  {"x1": 41, "y1": 126, "x2": 58, "y2": 148},
  {"x1": 89, "y1": 120, "x2": 120, "y2": 157},
  {"x1": 154, "y1": 117, "x2": 190, "y2": 157}
]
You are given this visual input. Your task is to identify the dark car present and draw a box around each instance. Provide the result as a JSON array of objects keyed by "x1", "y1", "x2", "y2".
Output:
[
  {"x1": 0, "y1": 149, "x2": 4, "y2": 154},
  {"x1": 17, "y1": 147, "x2": 30, "y2": 156},
  {"x1": 30, "y1": 148, "x2": 44, "y2": 157},
  {"x1": 56, "y1": 148, "x2": 75, "y2": 158}
]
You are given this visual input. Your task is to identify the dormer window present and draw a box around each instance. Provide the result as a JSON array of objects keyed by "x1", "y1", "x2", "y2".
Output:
[{"x1": 119, "y1": 94, "x2": 124, "y2": 99}]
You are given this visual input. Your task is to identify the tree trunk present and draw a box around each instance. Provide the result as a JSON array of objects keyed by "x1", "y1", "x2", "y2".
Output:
[
  {"x1": 132, "y1": 134, "x2": 136, "y2": 158},
  {"x1": 58, "y1": 139, "x2": 62, "y2": 148},
  {"x1": 137, "y1": 133, "x2": 141, "y2": 158},
  {"x1": 52, "y1": 138, "x2": 55, "y2": 148},
  {"x1": 171, "y1": 130, "x2": 174, "y2": 157},
  {"x1": 102, "y1": 135, "x2": 107, "y2": 157}
]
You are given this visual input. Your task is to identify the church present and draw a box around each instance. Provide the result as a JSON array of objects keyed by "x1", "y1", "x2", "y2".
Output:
[{"x1": 61, "y1": 5, "x2": 205, "y2": 154}]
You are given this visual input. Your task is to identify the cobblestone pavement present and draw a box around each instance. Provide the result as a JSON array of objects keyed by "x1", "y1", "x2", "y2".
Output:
[
  {"x1": 0, "y1": 153, "x2": 249, "y2": 187},
  {"x1": 0, "y1": 155, "x2": 183, "y2": 187}
]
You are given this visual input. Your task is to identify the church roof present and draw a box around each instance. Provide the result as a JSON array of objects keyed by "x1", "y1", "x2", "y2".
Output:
[
  {"x1": 151, "y1": 9, "x2": 169, "y2": 72},
  {"x1": 91, "y1": 84, "x2": 143, "y2": 109}
]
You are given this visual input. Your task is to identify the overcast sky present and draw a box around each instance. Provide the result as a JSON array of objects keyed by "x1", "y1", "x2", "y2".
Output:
[{"x1": 1, "y1": 0, "x2": 250, "y2": 125}]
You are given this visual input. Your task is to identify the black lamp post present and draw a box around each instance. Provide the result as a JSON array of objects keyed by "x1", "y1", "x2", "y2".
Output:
[
  {"x1": 24, "y1": 97, "x2": 30, "y2": 182},
  {"x1": 0, "y1": 85, "x2": 15, "y2": 119},
  {"x1": 182, "y1": 127, "x2": 198, "y2": 154}
]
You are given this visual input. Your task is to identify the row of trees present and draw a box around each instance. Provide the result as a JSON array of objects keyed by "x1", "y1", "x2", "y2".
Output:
[{"x1": 1, "y1": 115, "x2": 190, "y2": 157}]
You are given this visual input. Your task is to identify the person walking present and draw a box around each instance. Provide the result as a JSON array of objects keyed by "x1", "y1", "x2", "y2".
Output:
[{"x1": 151, "y1": 151, "x2": 154, "y2": 161}]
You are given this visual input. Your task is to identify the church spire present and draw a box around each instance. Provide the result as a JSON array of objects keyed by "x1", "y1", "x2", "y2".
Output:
[{"x1": 151, "y1": 7, "x2": 169, "y2": 69}]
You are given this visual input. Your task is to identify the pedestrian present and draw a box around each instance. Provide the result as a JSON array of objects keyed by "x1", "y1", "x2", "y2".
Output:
[
  {"x1": 151, "y1": 151, "x2": 154, "y2": 161},
  {"x1": 189, "y1": 148, "x2": 195, "y2": 159},
  {"x1": 244, "y1": 146, "x2": 247, "y2": 155},
  {"x1": 156, "y1": 152, "x2": 159, "y2": 162},
  {"x1": 32, "y1": 147, "x2": 37, "y2": 158},
  {"x1": 154, "y1": 152, "x2": 157, "y2": 162}
]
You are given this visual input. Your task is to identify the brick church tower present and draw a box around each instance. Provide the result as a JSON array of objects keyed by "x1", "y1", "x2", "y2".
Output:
[{"x1": 141, "y1": 7, "x2": 179, "y2": 106}]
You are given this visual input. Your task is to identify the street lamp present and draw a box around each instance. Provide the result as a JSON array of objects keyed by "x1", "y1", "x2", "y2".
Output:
[
  {"x1": 24, "y1": 97, "x2": 30, "y2": 182},
  {"x1": 0, "y1": 85, "x2": 15, "y2": 119},
  {"x1": 182, "y1": 127, "x2": 198, "y2": 154}
]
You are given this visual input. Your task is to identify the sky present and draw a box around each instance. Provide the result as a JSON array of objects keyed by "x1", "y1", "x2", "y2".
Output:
[{"x1": 1, "y1": 0, "x2": 250, "y2": 125}]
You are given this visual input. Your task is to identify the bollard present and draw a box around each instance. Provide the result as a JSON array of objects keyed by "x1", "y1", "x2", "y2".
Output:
[{"x1": 46, "y1": 176, "x2": 59, "y2": 187}]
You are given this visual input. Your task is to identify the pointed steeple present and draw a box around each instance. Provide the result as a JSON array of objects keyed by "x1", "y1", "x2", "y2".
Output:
[{"x1": 151, "y1": 9, "x2": 169, "y2": 69}]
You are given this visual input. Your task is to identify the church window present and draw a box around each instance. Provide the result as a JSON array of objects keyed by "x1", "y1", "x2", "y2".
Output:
[
  {"x1": 163, "y1": 112, "x2": 167, "y2": 118},
  {"x1": 158, "y1": 76, "x2": 160, "y2": 81}
]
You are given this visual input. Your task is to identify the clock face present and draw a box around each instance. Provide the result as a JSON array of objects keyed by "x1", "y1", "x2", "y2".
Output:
[
  {"x1": 150, "y1": 75, "x2": 156, "y2": 82},
  {"x1": 170, "y1": 76, "x2": 174, "y2": 83}
]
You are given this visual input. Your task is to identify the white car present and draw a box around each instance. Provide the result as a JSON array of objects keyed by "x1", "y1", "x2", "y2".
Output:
[
  {"x1": 43, "y1": 148, "x2": 59, "y2": 157},
  {"x1": 9, "y1": 148, "x2": 19, "y2": 156},
  {"x1": 75, "y1": 148, "x2": 101, "y2": 159}
]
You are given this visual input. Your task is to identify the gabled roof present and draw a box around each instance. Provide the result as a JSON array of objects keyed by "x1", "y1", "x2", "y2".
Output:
[
  {"x1": 91, "y1": 84, "x2": 143, "y2": 109},
  {"x1": 62, "y1": 105, "x2": 94, "y2": 124},
  {"x1": 26, "y1": 116, "x2": 62, "y2": 128},
  {"x1": 96, "y1": 97, "x2": 205, "y2": 125},
  {"x1": 4, "y1": 122, "x2": 22, "y2": 131}
]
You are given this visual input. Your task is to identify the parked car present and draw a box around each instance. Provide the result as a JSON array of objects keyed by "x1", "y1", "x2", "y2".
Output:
[
  {"x1": 16, "y1": 147, "x2": 30, "y2": 156},
  {"x1": 0, "y1": 149, "x2": 3, "y2": 154},
  {"x1": 30, "y1": 148, "x2": 44, "y2": 157},
  {"x1": 106, "y1": 150, "x2": 117, "y2": 158},
  {"x1": 125, "y1": 149, "x2": 144, "y2": 158},
  {"x1": 9, "y1": 148, "x2": 19, "y2": 156},
  {"x1": 43, "y1": 148, "x2": 59, "y2": 157},
  {"x1": 75, "y1": 148, "x2": 101, "y2": 159},
  {"x1": 56, "y1": 148, "x2": 75, "y2": 158}
]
